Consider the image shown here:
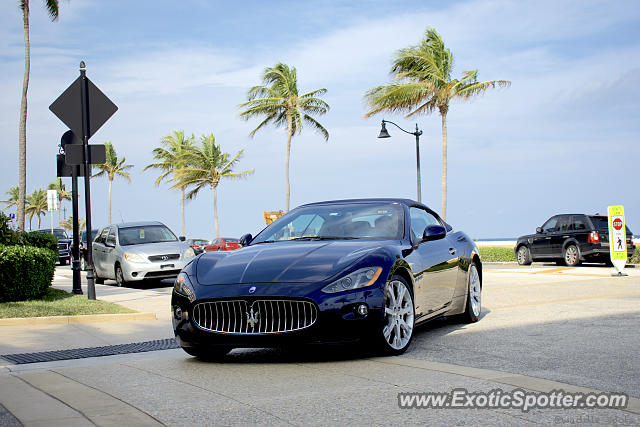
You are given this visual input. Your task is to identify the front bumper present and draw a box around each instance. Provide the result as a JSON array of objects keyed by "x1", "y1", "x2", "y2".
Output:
[
  {"x1": 172, "y1": 282, "x2": 385, "y2": 349},
  {"x1": 121, "y1": 258, "x2": 191, "y2": 281}
]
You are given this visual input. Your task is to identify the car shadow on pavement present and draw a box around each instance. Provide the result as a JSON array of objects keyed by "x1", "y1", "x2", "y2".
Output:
[{"x1": 184, "y1": 312, "x2": 490, "y2": 365}]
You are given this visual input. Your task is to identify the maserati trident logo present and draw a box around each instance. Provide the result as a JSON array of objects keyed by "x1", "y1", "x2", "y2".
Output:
[
  {"x1": 248, "y1": 286, "x2": 256, "y2": 294},
  {"x1": 246, "y1": 306, "x2": 260, "y2": 330}
]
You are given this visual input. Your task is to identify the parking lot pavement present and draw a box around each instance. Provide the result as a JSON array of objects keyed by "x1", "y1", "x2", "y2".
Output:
[{"x1": 0, "y1": 264, "x2": 638, "y2": 425}]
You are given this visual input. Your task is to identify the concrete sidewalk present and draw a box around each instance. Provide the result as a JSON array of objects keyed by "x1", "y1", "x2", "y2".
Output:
[{"x1": 0, "y1": 266, "x2": 174, "y2": 356}]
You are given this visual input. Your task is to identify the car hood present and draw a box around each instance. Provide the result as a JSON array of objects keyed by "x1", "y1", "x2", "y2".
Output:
[
  {"x1": 121, "y1": 241, "x2": 188, "y2": 256},
  {"x1": 195, "y1": 240, "x2": 389, "y2": 285}
]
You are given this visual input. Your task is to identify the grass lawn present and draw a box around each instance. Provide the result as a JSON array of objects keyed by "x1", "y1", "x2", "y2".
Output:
[
  {"x1": 479, "y1": 246, "x2": 516, "y2": 262},
  {"x1": 0, "y1": 287, "x2": 136, "y2": 318}
]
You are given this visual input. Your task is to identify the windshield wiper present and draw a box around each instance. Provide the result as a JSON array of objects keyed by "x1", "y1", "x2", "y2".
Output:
[{"x1": 253, "y1": 240, "x2": 276, "y2": 244}]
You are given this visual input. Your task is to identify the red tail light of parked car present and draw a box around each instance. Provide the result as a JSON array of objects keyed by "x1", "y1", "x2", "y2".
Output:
[{"x1": 588, "y1": 231, "x2": 599, "y2": 243}]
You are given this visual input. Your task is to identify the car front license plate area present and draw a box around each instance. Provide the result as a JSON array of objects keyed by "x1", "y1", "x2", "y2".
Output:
[{"x1": 161, "y1": 264, "x2": 175, "y2": 269}]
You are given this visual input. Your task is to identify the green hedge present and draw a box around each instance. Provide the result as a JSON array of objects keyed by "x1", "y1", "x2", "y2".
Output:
[
  {"x1": 23, "y1": 231, "x2": 58, "y2": 253},
  {"x1": 0, "y1": 245, "x2": 57, "y2": 302},
  {"x1": 479, "y1": 246, "x2": 516, "y2": 262}
]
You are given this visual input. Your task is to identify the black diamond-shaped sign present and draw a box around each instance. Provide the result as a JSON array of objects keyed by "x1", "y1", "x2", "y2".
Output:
[{"x1": 49, "y1": 76, "x2": 118, "y2": 140}]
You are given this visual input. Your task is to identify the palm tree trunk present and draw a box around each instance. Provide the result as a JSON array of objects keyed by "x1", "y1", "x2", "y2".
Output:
[
  {"x1": 441, "y1": 111, "x2": 448, "y2": 220},
  {"x1": 213, "y1": 186, "x2": 219, "y2": 238},
  {"x1": 58, "y1": 196, "x2": 62, "y2": 226},
  {"x1": 18, "y1": 2, "x2": 30, "y2": 231},
  {"x1": 181, "y1": 187, "x2": 185, "y2": 237},
  {"x1": 108, "y1": 177, "x2": 112, "y2": 224},
  {"x1": 37, "y1": 214, "x2": 41, "y2": 229},
  {"x1": 285, "y1": 117, "x2": 293, "y2": 212}
]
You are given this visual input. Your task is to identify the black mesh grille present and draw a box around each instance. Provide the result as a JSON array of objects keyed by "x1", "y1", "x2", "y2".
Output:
[{"x1": 148, "y1": 254, "x2": 180, "y2": 262}]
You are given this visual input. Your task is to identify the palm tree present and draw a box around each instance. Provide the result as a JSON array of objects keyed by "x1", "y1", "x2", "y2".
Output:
[
  {"x1": 47, "y1": 178, "x2": 70, "y2": 226},
  {"x1": 18, "y1": 0, "x2": 60, "y2": 231},
  {"x1": 1, "y1": 187, "x2": 20, "y2": 212},
  {"x1": 25, "y1": 188, "x2": 47, "y2": 230},
  {"x1": 92, "y1": 142, "x2": 134, "y2": 224},
  {"x1": 239, "y1": 63, "x2": 329, "y2": 211},
  {"x1": 365, "y1": 28, "x2": 510, "y2": 220},
  {"x1": 143, "y1": 130, "x2": 195, "y2": 236},
  {"x1": 60, "y1": 216, "x2": 85, "y2": 231},
  {"x1": 175, "y1": 134, "x2": 254, "y2": 237}
]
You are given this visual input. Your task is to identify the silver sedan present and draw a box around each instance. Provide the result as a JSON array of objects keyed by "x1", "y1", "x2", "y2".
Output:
[{"x1": 92, "y1": 221, "x2": 196, "y2": 286}]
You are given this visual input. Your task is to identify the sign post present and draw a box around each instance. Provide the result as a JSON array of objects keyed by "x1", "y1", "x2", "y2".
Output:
[
  {"x1": 46, "y1": 190, "x2": 57, "y2": 233},
  {"x1": 608, "y1": 205, "x2": 628, "y2": 276},
  {"x1": 50, "y1": 61, "x2": 118, "y2": 300}
]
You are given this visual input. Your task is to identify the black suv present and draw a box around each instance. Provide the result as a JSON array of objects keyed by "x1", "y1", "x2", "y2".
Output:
[
  {"x1": 515, "y1": 214, "x2": 635, "y2": 266},
  {"x1": 35, "y1": 228, "x2": 72, "y2": 265}
]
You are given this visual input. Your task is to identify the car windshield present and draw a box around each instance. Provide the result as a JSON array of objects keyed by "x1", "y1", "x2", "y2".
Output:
[
  {"x1": 118, "y1": 225, "x2": 177, "y2": 246},
  {"x1": 38, "y1": 229, "x2": 68, "y2": 239},
  {"x1": 251, "y1": 203, "x2": 404, "y2": 244}
]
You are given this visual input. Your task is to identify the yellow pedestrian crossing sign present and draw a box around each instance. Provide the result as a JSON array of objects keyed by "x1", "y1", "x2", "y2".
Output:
[{"x1": 608, "y1": 205, "x2": 627, "y2": 274}]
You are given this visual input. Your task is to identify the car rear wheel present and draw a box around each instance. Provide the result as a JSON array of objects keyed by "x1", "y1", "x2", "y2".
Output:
[
  {"x1": 462, "y1": 263, "x2": 482, "y2": 323},
  {"x1": 182, "y1": 346, "x2": 232, "y2": 360},
  {"x1": 516, "y1": 246, "x2": 532, "y2": 265},
  {"x1": 115, "y1": 264, "x2": 127, "y2": 287},
  {"x1": 563, "y1": 244, "x2": 580, "y2": 267},
  {"x1": 377, "y1": 275, "x2": 415, "y2": 355}
]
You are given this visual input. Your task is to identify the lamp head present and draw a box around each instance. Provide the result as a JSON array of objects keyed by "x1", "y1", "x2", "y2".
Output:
[{"x1": 377, "y1": 121, "x2": 391, "y2": 138}]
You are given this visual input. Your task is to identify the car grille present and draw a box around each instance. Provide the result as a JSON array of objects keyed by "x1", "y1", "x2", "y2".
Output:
[
  {"x1": 148, "y1": 254, "x2": 180, "y2": 262},
  {"x1": 192, "y1": 299, "x2": 318, "y2": 334},
  {"x1": 58, "y1": 242, "x2": 69, "y2": 250}
]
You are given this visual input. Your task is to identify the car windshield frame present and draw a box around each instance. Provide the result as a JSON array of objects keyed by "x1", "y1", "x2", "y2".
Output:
[
  {"x1": 251, "y1": 202, "x2": 405, "y2": 244},
  {"x1": 118, "y1": 225, "x2": 178, "y2": 246}
]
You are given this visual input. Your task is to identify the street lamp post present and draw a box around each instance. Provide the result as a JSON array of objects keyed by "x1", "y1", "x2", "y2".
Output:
[{"x1": 378, "y1": 120, "x2": 423, "y2": 202}]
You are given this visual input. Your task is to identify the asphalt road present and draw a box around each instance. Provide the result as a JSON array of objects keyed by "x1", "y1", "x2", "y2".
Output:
[{"x1": 1, "y1": 263, "x2": 639, "y2": 426}]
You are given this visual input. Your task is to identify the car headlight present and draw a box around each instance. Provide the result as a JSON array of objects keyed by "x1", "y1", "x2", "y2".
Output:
[
  {"x1": 321, "y1": 267, "x2": 383, "y2": 293},
  {"x1": 174, "y1": 272, "x2": 196, "y2": 302},
  {"x1": 183, "y1": 248, "x2": 195, "y2": 259},
  {"x1": 123, "y1": 252, "x2": 145, "y2": 262}
]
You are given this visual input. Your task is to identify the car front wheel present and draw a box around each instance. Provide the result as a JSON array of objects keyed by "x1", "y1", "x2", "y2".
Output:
[
  {"x1": 516, "y1": 246, "x2": 532, "y2": 265},
  {"x1": 115, "y1": 264, "x2": 128, "y2": 287},
  {"x1": 377, "y1": 275, "x2": 415, "y2": 355},
  {"x1": 563, "y1": 244, "x2": 580, "y2": 267}
]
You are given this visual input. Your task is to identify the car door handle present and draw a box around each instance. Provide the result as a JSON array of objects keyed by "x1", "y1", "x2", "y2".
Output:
[{"x1": 449, "y1": 248, "x2": 456, "y2": 255}]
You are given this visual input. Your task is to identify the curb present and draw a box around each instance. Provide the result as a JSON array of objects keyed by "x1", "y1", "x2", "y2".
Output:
[{"x1": 0, "y1": 312, "x2": 157, "y2": 326}]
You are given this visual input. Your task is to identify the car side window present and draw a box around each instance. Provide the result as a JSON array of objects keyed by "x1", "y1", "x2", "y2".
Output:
[
  {"x1": 95, "y1": 228, "x2": 108, "y2": 244},
  {"x1": 556, "y1": 216, "x2": 570, "y2": 232},
  {"x1": 409, "y1": 207, "x2": 441, "y2": 241},
  {"x1": 106, "y1": 228, "x2": 116, "y2": 246},
  {"x1": 541, "y1": 217, "x2": 558, "y2": 233},
  {"x1": 571, "y1": 216, "x2": 587, "y2": 231}
]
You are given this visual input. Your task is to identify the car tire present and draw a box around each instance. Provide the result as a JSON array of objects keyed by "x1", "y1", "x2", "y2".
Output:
[
  {"x1": 182, "y1": 346, "x2": 232, "y2": 360},
  {"x1": 462, "y1": 263, "x2": 482, "y2": 323},
  {"x1": 563, "y1": 244, "x2": 581, "y2": 267},
  {"x1": 376, "y1": 275, "x2": 415, "y2": 356},
  {"x1": 516, "y1": 246, "x2": 532, "y2": 265},
  {"x1": 115, "y1": 264, "x2": 127, "y2": 287}
]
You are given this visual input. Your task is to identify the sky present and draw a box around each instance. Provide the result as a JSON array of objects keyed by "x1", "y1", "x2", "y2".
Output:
[{"x1": 1, "y1": 0, "x2": 639, "y2": 240}]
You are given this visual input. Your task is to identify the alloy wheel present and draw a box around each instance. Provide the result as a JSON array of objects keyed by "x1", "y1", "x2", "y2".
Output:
[
  {"x1": 565, "y1": 245, "x2": 578, "y2": 266},
  {"x1": 116, "y1": 266, "x2": 124, "y2": 287},
  {"x1": 468, "y1": 264, "x2": 482, "y2": 317},
  {"x1": 383, "y1": 280, "x2": 414, "y2": 350}
]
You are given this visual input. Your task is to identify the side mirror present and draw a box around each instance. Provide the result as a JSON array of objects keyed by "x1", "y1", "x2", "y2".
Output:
[
  {"x1": 239, "y1": 234, "x2": 253, "y2": 247},
  {"x1": 536, "y1": 227, "x2": 543, "y2": 234},
  {"x1": 422, "y1": 224, "x2": 446, "y2": 242},
  {"x1": 179, "y1": 236, "x2": 186, "y2": 242},
  {"x1": 105, "y1": 241, "x2": 115, "y2": 248}
]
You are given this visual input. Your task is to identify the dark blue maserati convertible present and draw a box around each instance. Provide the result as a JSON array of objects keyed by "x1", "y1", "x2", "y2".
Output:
[{"x1": 172, "y1": 198, "x2": 482, "y2": 358}]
